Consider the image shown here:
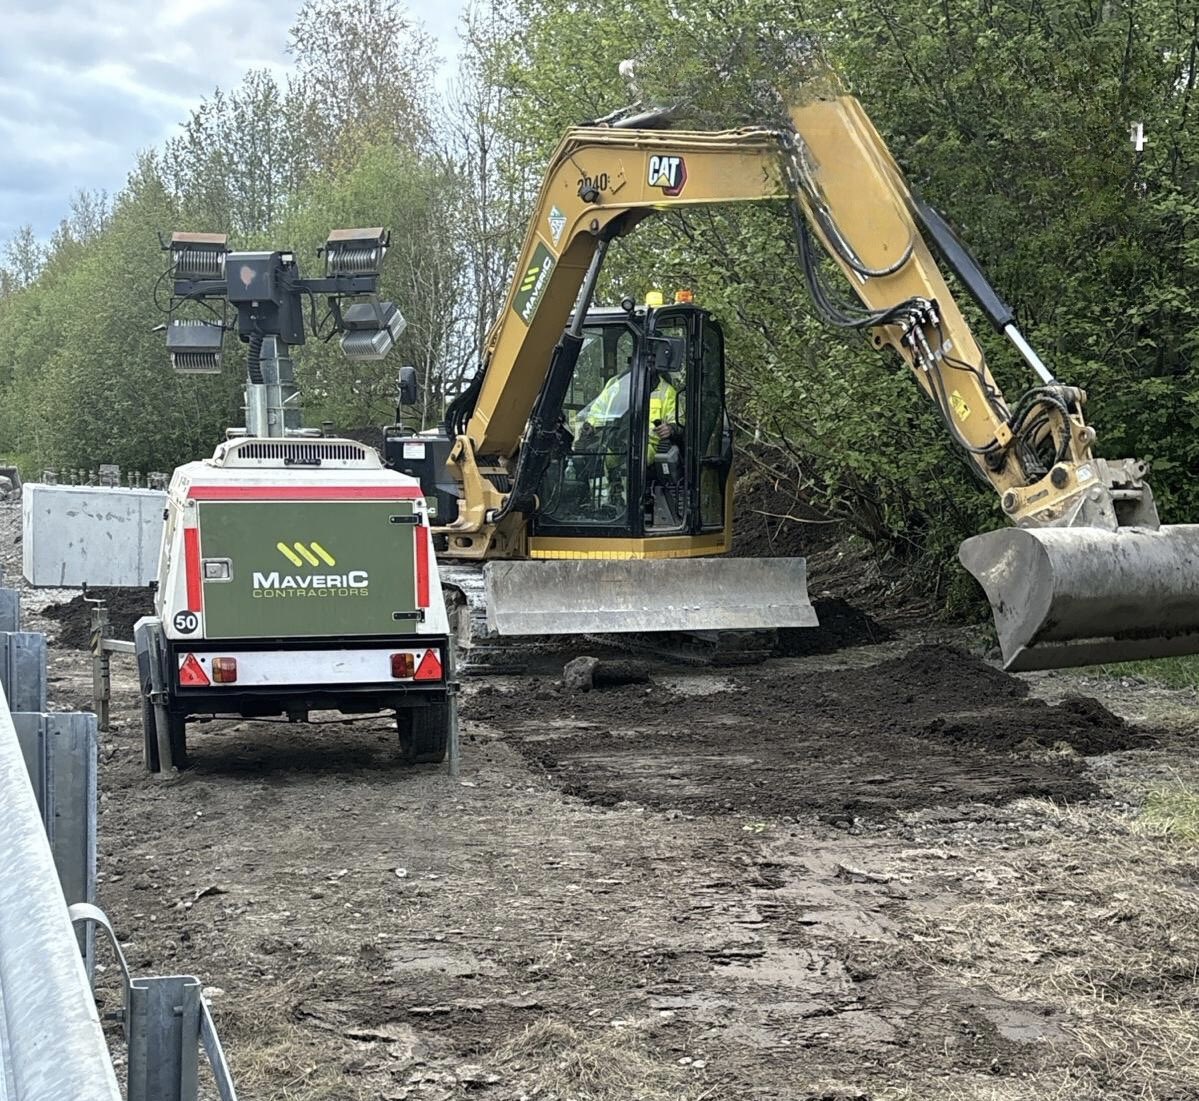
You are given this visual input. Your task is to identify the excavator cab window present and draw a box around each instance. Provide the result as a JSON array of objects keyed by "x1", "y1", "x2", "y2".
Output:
[
  {"x1": 697, "y1": 319, "x2": 731, "y2": 531},
  {"x1": 532, "y1": 304, "x2": 729, "y2": 540},
  {"x1": 642, "y1": 312, "x2": 690, "y2": 533}
]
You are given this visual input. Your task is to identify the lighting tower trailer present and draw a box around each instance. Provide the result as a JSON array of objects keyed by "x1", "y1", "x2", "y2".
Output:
[{"x1": 135, "y1": 229, "x2": 454, "y2": 771}]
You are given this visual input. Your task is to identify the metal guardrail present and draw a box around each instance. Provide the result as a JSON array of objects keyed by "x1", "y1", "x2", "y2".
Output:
[
  {"x1": 0, "y1": 676, "x2": 121, "y2": 1101},
  {"x1": 69, "y1": 906, "x2": 238, "y2": 1101},
  {"x1": 0, "y1": 581, "x2": 239, "y2": 1101}
]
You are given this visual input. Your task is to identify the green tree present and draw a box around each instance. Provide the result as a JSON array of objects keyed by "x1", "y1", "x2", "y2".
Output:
[
  {"x1": 279, "y1": 143, "x2": 463, "y2": 430},
  {"x1": 0, "y1": 0, "x2": 460, "y2": 473}
]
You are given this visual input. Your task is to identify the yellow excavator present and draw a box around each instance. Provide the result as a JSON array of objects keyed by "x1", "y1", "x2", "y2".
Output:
[{"x1": 385, "y1": 92, "x2": 1199, "y2": 672}]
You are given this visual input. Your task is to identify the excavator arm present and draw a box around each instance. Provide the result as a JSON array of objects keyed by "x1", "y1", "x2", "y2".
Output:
[{"x1": 442, "y1": 94, "x2": 1199, "y2": 670}]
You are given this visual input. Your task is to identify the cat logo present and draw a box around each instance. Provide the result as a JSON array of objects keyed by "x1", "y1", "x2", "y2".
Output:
[{"x1": 647, "y1": 155, "x2": 687, "y2": 196}]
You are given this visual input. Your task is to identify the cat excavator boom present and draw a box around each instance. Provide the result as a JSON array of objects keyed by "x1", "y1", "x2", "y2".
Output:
[{"x1": 391, "y1": 94, "x2": 1199, "y2": 671}]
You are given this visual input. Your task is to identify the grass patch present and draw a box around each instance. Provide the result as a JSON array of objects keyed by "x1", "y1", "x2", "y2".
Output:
[
  {"x1": 899, "y1": 797, "x2": 1199, "y2": 1100},
  {"x1": 1097, "y1": 655, "x2": 1199, "y2": 690},
  {"x1": 496, "y1": 1017, "x2": 701, "y2": 1101},
  {"x1": 1140, "y1": 785, "x2": 1199, "y2": 843}
]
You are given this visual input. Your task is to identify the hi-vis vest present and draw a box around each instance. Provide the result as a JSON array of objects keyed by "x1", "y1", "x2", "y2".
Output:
[
  {"x1": 648, "y1": 378, "x2": 679, "y2": 431},
  {"x1": 585, "y1": 373, "x2": 679, "y2": 459}
]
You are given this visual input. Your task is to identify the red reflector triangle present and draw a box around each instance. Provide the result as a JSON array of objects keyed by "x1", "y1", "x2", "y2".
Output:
[
  {"x1": 414, "y1": 649, "x2": 442, "y2": 681},
  {"x1": 179, "y1": 653, "x2": 210, "y2": 687}
]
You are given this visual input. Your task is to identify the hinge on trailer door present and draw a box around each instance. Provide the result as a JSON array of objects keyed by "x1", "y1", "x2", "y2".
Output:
[
  {"x1": 392, "y1": 610, "x2": 427, "y2": 622},
  {"x1": 389, "y1": 514, "x2": 419, "y2": 525}
]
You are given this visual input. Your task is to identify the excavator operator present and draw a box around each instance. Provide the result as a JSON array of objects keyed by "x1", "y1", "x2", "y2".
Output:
[
  {"x1": 577, "y1": 364, "x2": 682, "y2": 455},
  {"x1": 573, "y1": 362, "x2": 684, "y2": 525}
]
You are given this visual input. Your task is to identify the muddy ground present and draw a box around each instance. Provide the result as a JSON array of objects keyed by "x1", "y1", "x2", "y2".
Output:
[{"x1": 27, "y1": 600, "x2": 1196, "y2": 1101}]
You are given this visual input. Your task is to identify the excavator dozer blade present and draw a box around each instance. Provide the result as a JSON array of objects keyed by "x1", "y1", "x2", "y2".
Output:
[
  {"x1": 483, "y1": 557, "x2": 818, "y2": 636},
  {"x1": 959, "y1": 525, "x2": 1199, "y2": 672}
]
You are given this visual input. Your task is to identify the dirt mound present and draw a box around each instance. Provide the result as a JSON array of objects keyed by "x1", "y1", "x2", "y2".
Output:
[
  {"x1": 777, "y1": 597, "x2": 894, "y2": 656},
  {"x1": 823, "y1": 642, "x2": 1030, "y2": 710},
  {"x1": 919, "y1": 695, "x2": 1138, "y2": 756},
  {"x1": 472, "y1": 644, "x2": 1152, "y2": 819},
  {"x1": 731, "y1": 470, "x2": 835, "y2": 560},
  {"x1": 44, "y1": 587, "x2": 155, "y2": 648}
]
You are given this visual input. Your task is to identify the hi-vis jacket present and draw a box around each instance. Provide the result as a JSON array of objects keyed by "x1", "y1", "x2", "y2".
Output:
[{"x1": 582, "y1": 372, "x2": 679, "y2": 459}]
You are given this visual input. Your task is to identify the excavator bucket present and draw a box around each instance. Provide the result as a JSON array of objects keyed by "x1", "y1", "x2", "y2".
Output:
[
  {"x1": 483, "y1": 557, "x2": 818, "y2": 636},
  {"x1": 959, "y1": 525, "x2": 1199, "y2": 671}
]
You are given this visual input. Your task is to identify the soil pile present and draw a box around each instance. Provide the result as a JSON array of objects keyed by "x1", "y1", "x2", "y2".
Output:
[
  {"x1": 731, "y1": 470, "x2": 835, "y2": 560},
  {"x1": 44, "y1": 586, "x2": 155, "y2": 648},
  {"x1": 471, "y1": 643, "x2": 1153, "y2": 818},
  {"x1": 777, "y1": 597, "x2": 894, "y2": 656}
]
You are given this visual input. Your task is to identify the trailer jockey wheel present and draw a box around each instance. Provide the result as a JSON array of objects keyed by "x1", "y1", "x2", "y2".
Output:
[{"x1": 396, "y1": 702, "x2": 451, "y2": 764}]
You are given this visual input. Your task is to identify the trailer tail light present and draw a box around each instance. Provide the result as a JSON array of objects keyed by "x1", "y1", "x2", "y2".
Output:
[
  {"x1": 390, "y1": 652, "x2": 415, "y2": 679},
  {"x1": 414, "y1": 649, "x2": 443, "y2": 681},
  {"x1": 178, "y1": 653, "x2": 210, "y2": 687},
  {"x1": 211, "y1": 657, "x2": 238, "y2": 683}
]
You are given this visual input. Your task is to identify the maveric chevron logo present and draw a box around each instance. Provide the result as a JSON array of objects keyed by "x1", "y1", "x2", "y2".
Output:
[
  {"x1": 277, "y1": 541, "x2": 336, "y2": 567},
  {"x1": 512, "y1": 242, "x2": 556, "y2": 325}
]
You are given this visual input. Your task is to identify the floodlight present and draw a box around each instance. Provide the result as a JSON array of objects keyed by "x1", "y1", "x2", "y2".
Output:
[
  {"x1": 167, "y1": 319, "x2": 224, "y2": 373},
  {"x1": 170, "y1": 231, "x2": 228, "y2": 279},
  {"x1": 324, "y1": 227, "x2": 388, "y2": 276},
  {"x1": 339, "y1": 301, "x2": 406, "y2": 362}
]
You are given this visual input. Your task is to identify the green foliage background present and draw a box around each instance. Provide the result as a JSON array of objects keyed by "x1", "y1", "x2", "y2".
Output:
[{"x1": 0, "y1": 0, "x2": 1195, "y2": 606}]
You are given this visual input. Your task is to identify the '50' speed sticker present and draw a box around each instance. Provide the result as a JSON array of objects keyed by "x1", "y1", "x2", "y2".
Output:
[{"x1": 173, "y1": 610, "x2": 199, "y2": 634}]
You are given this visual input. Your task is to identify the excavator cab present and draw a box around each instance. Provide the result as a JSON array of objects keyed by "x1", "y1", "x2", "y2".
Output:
[
  {"x1": 533, "y1": 300, "x2": 731, "y2": 543},
  {"x1": 462, "y1": 295, "x2": 816, "y2": 643}
]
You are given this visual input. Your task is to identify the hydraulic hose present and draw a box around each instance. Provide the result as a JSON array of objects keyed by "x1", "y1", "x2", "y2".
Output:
[{"x1": 246, "y1": 332, "x2": 265, "y2": 385}]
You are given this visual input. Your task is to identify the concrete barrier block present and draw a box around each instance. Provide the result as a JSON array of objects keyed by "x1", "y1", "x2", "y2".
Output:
[{"x1": 22, "y1": 484, "x2": 166, "y2": 587}]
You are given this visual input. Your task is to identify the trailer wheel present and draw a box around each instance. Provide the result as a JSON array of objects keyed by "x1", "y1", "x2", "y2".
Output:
[
  {"x1": 140, "y1": 692, "x2": 189, "y2": 771},
  {"x1": 396, "y1": 701, "x2": 451, "y2": 764},
  {"x1": 167, "y1": 714, "x2": 188, "y2": 770}
]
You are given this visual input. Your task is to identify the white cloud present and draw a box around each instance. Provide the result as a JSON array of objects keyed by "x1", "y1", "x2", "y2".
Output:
[{"x1": 0, "y1": 0, "x2": 465, "y2": 242}]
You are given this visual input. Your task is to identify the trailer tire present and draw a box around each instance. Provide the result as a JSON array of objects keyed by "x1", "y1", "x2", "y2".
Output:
[
  {"x1": 167, "y1": 714, "x2": 188, "y2": 770},
  {"x1": 396, "y1": 702, "x2": 450, "y2": 764}
]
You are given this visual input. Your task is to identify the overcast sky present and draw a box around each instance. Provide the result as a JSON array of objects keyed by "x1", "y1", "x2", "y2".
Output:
[{"x1": 0, "y1": 0, "x2": 465, "y2": 244}]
